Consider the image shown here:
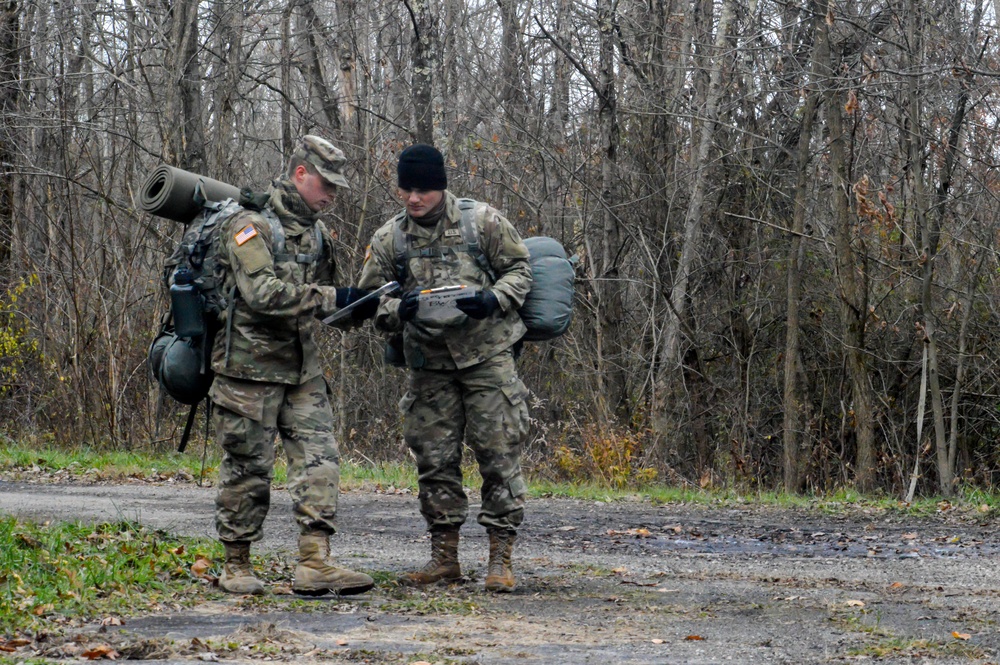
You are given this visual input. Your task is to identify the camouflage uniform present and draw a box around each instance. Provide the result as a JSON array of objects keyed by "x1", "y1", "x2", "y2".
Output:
[
  {"x1": 358, "y1": 192, "x2": 532, "y2": 531},
  {"x1": 210, "y1": 146, "x2": 353, "y2": 544}
]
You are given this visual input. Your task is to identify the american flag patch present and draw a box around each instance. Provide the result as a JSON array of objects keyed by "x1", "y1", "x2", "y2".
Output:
[{"x1": 235, "y1": 225, "x2": 258, "y2": 246}]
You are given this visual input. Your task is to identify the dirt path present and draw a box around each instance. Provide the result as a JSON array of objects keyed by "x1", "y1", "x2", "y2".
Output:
[{"x1": 2, "y1": 479, "x2": 999, "y2": 664}]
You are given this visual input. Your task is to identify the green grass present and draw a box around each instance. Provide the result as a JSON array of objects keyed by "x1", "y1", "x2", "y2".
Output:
[
  {"x1": 0, "y1": 442, "x2": 996, "y2": 516},
  {"x1": 0, "y1": 516, "x2": 223, "y2": 637},
  {"x1": 847, "y1": 637, "x2": 986, "y2": 659}
]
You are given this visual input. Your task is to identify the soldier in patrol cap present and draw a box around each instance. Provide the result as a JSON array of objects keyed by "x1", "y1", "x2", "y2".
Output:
[
  {"x1": 358, "y1": 143, "x2": 533, "y2": 592},
  {"x1": 210, "y1": 135, "x2": 378, "y2": 596}
]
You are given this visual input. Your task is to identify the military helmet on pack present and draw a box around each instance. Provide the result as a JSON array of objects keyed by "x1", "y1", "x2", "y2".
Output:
[
  {"x1": 158, "y1": 334, "x2": 213, "y2": 405},
  {"x1": 147, "y1": 332, "x2": 173, "y2": 383}
]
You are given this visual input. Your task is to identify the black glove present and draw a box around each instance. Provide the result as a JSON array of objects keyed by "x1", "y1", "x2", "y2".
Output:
[
  {"x1": 333, "y1": 287, "x2": 379, "y2": 321},
  {"x1": 398, "y1": 290, "x2": 420, "y2": 322},
  {"x1": 455, "y1": 290, "x2": 499, "y2": 320},
  {"x1": 335, "y1": 287, "x2": 366, "y2": 309},
  {"x1": 351, "y1": 294, "x2": 379, "y2": 321}
]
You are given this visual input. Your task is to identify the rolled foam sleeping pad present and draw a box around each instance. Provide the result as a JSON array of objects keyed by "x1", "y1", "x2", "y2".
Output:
[{"x1": 139, "y1": 164, "x2": 241, "y2": 224}]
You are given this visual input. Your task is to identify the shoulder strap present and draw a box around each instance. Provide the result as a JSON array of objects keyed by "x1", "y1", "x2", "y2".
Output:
[
  {"x1": 391, "y1": 210, "x2": 409, "y2": 282},
  {"x1": 263, "y1": 209, "x2": 323, "y2": 265},
  {"x1": 392, "y1": 201, "x2": 495, "y2": 283},
  {"x1": 457, "y1": 199, "x2": 495, "y2": 282}
]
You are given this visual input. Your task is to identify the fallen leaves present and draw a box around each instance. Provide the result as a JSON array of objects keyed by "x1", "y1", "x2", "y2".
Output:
[
  {"x1": 32, "y1": 603, "x2": 54, "y2": 616},
  {"x1": 0, "y1": 639, "x2": 31, "y2": 652},
  {"x1": 190, "y1": 556, "x2": 212, "y2": 579},
  {"x1": 81, "y1": 643, "x2": 118, "y2": 660},
  {"x1": 685, "y1": 634, "x2": 705, "y2": 641},
  {"x1": 606, "y1": 528, "x2": 653, "y2": 538},
  {"x1": 952, "y1": 631, "x2": 971, "y2": 640}
]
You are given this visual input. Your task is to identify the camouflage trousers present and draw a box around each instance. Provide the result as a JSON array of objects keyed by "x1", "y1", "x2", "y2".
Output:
[
  {"x1": 400, "y1": 349, "x2": 529, "y2": 531},
  {"x1": 210, "y1": 374, "x2": 340, "y2": 543}
]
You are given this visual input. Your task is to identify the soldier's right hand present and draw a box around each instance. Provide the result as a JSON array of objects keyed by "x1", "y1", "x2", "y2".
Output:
[
  {"x1": 335, "y1": 287, "x2": 366, "y2": 309},
  {"x1": 398, "y1": 290, "x2": 420, "y2": 322}
]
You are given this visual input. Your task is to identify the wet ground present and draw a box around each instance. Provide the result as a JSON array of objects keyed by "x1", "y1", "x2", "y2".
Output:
[{"x1": 2, "y1": 479, "x2": 999, "y2": 663}]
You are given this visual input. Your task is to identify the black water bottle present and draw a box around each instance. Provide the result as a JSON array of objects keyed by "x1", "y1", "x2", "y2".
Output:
[{"x1": 170, "y1": 268, "x2": 205, "y2": 338}]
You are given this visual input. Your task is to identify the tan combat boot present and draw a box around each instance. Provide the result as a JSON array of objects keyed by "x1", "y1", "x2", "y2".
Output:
[
  {"x1": 218, "y1": 541, "x2": 265, "y2": 595},
  {"x1": 293, "y1": 531, "x2": 375, "y2": 596},
  {"x1": 400, "y1": 529, "x2": 461, "y2": 586},
  {"x1": 484, "y1": 529, "x2": 517, "y2": 593}
]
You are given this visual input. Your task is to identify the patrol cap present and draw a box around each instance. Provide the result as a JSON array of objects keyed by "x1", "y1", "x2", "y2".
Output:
[{"x1": 294, "y1": 135, "x2": 350, "y2": 189}]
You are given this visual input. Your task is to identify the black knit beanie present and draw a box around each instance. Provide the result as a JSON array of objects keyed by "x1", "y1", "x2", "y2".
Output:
[{"x1": 397, "y1": 144, "x2": 447, "y2": 191}]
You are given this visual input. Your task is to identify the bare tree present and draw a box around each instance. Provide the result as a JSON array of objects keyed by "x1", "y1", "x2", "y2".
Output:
[{"x1": 0, "y1": 0, "x2": 20, "y2": 273}]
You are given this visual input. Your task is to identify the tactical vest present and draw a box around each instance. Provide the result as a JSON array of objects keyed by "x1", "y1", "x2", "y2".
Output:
[{"x1": 390, "y1": 199, "x2": 576, "y2": 342}]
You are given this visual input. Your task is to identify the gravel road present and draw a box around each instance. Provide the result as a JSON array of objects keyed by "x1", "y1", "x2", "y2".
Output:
[{"x1": 2, "y1": 479, "x2": 999, "y2": 664}]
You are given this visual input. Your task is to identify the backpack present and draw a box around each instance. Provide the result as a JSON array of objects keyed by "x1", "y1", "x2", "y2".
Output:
[
  {"x1": 391, "y1": 198, "x2": 577, "y2": 341},
  {"x1": 147, "y1": 189, "x2": 323, "y2": 448}
]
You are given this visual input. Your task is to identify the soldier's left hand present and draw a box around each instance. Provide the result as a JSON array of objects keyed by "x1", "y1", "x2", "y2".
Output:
[
  {"x1": 350, "y1": 291, "x2": 380, "y2": 321},
  {"x1": 455, "y1": 290, "x2": 499, "y2": 320}
]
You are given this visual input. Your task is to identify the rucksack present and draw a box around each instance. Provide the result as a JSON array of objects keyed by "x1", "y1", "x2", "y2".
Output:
[
  {"x1": 391, "y1": 198, "x2": 577, "y2": 341},
  {"x1": 147, "y1": 189, "x2": 323, "y2": 447},
  {"x1": 161, "y1": 193, "x2": 322, "y2": 332}
]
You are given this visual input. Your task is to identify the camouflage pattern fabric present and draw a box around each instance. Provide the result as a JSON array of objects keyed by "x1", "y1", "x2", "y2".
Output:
[
  {"x1": 402, "y1": 350, "x2": 529, "y2": 530},
  {"x1": 211, "y1": 179, "x2": 351, "y2": 384},
  {"x1": 209, "y1": 174, "x2": 353, "y2": 543},
  {"x1": 359, "y1": 191, "x2": 532, "y2": 531},
  {"x1": 358, "y1": 191, "x2": 532, "y2": 371},
  {"x1": 211, "y1": 374, "x2": 341, "y2": 541},
  {"x1": 293, "y1": 135, "x2": 350, "y2": 189}
]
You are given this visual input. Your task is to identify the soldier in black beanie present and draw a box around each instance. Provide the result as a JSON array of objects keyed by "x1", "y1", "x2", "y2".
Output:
[{"x1": 359, "y1": 143, "x2": 533, "y2": 593}]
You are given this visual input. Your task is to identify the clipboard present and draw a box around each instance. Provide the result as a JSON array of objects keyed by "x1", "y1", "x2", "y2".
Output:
[{"x1": 322, "y1": 281, "x2": 400, "y2": 324}]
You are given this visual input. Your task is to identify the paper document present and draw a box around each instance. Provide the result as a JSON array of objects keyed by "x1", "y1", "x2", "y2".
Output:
[{"x1": 416, "y1": 285, "x2": 474, "y2": 321}]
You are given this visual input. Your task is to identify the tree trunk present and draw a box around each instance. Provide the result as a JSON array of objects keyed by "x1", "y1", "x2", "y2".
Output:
[
  {"x1": 336, "y1": 0, "x2": 359, "y2": 140},
  {"x1": 654, "y1": 0, "x2": 734, "y2": 467},
  {"x1": 281, "y1": 1, "x2": 294, "y2": 153},
  {"x1": 921, "y1": 0, "x2": 975, "y2": 496},
  {"x1": 817, "y1": 0, "x2": 875, "y2": 491},
  {"x1": 783, "y1": 71, "x2": 822, "y2": 491},
  {"x1": 166, "y1": 0, "x2": 206, "y2": 172},
  {"x1": 408, "y1": 0, "x2": 436, "y2": 144},
  {"x1": 0, "y1": 0, "x2": 20, "y2": 273},
  {"x1": 659, "y1": 0, "x2": 734, "y2": 365},
  {"x1": 299, "y1": 0, "x2": 342, "y2": 134},
  {"x1": 594, "y1": 0, "x2": 626, "y2": 418}
]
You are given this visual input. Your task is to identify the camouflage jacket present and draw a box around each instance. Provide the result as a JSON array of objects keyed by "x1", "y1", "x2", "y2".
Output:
[
  {"x1": 210, "y1": 179, "x2": 349, "y2": 384},
  {"x1": 358, "y1": 191, "x2": 532, "y2": 370}
]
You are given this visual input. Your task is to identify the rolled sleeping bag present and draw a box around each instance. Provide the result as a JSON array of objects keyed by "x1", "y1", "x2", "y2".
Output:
[
  {"x1": 519, "y1": 236, "x2": 576, "y2": 341},
  {"x1": 139, "y1": 164, "x2": 241, "y2": 223}
]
